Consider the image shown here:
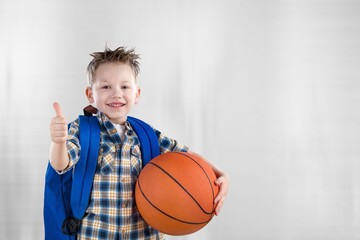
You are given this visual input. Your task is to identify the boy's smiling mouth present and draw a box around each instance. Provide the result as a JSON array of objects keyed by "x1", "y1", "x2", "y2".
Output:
[{"x1": 108, "y1": 102, "x2": 125, "y2": 108}]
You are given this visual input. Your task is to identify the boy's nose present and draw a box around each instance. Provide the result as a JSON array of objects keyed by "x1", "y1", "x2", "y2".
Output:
[
  {"x1": 112, "y1": 93, "x2": 122, "y2": 99},
  {"x1": 112, "y1": 88, "x2": 123, "y2": 98}
]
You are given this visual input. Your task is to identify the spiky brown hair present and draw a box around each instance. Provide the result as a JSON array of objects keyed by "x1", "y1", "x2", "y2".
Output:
[{"x1": 87, "y1": 46, "x2": 140, "y2": 86}]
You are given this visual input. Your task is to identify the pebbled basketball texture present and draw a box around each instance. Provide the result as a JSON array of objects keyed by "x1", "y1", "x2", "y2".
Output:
[{"x1": 135, "y1": 151, "x2": 219, "y2": 235}]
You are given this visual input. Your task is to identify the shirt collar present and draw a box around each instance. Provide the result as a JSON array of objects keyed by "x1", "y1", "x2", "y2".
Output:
[{"x1": 95, "y1": 111, "x2": 134, "y2": 139}]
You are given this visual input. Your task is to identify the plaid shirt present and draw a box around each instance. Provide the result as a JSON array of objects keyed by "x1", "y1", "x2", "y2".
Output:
[{"x1": 65, "y1": 112, "x2": 189, "y2": 240}]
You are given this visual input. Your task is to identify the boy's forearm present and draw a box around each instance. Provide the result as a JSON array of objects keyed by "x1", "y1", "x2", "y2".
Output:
[{"x1": 49, "y1": 142, "x2": 70, "y2": 171}]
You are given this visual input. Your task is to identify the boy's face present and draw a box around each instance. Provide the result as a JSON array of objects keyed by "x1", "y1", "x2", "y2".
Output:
[{"x1": 86, "y1": 62, "x2": 140, "y2": 125}]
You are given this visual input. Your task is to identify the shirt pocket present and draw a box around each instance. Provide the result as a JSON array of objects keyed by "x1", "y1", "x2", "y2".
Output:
[
  {"x1": 97, "y1": 144, "x2": 116, "y2": 175},
  {"x1": 130, "y1": 145, "x2": 142, "y2": 176}
]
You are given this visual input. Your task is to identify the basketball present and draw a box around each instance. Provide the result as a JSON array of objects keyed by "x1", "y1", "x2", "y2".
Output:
[{"x1": 135, "y1": 151, "x2": 219, "y2": 235}]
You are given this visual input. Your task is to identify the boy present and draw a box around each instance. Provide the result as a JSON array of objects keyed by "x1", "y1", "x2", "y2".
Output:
[{"x1": 50, "y1": 46, "x2": 229, "y2": 239}]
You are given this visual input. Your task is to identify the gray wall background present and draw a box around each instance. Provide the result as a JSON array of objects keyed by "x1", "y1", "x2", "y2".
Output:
[{"x1": 1, "y1": 0, "x2": 360, "y2": 239}]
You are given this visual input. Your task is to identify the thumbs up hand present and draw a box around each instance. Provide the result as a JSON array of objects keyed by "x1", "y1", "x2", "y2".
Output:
[{"x1": 50, "y1": 102, "x2": 68, "y2": 143}]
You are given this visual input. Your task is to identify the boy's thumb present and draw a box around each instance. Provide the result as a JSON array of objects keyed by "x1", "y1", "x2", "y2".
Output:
[{"x1": 53, "y1": 102, "x2": 63, "y2": 117}]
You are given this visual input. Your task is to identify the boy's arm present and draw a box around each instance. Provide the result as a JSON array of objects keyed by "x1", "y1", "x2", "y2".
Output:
[
  {"x1": 49, "y1": 143, "x2": 69, "y2": 171},
  {"x1": 205, "y1": 159, "x2": 230, "y2": 216},
  {"x1": 49, "y1": 102, "x2": 70, "y2": 171}
]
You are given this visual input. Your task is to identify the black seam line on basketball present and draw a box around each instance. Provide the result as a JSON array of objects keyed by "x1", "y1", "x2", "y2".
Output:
[
  {"x1": 148, "y1": 161, "x2": 214, "y2": 215},
  {"x1": 172, "y1": 152, "x2": 216, "y2": 213},
  {"x1": 137, "y1": 177, "x2": 211, "y2": 225}
]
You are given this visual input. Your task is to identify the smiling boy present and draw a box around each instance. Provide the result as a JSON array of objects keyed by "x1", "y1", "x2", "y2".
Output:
[{"x1": 49, "y1": 46, "x2": 229, "y2": 239}]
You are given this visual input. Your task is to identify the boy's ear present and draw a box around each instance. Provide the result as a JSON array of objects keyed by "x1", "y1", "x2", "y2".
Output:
[
  {"x1": 135, "y1": 87, "x2": 141, "y2": 104},
  {"x1": 85, "y1": 87, "x2": 94, "y2": 103}
]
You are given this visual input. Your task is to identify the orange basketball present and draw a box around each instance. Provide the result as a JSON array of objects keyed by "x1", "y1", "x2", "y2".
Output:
[{"x1": 135, "y1": 152, "x2": 219, "y2": 235}]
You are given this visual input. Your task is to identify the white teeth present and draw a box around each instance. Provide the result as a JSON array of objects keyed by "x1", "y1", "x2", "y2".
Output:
[{"x1": 109, "y1": 103, "x2": 124, "y2": 107}]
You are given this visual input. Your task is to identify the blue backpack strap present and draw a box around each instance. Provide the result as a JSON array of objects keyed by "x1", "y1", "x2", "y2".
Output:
[
  {"x1": 127, "y1": 116, "x2": 160, "y2": 166},
  {"x1": 62, "y1": 115, "x2": 100, "y2": 235}
]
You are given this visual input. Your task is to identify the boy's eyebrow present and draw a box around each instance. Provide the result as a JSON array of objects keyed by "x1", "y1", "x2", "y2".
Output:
[
  {"x1": 98, "y1": 79, "x2": 132, "y2": 84},
  {"x1": 98, "y1": 79, "x2": 109, "y2": 83}
]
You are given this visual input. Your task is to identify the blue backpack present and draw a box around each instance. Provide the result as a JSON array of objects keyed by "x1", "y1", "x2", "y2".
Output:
[{"x1": 43, "y1": 112, "x2": 160, "y2": 240}]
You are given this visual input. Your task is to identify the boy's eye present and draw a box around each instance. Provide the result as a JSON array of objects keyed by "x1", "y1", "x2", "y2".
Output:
[
  {"x1": 102, "y1": 85, "x2": 110, "y2": 89},
  {"x1": 122, "y1": 86, "x2": 130, "y2": 89}
]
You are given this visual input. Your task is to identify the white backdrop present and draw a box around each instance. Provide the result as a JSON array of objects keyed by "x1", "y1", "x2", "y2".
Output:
[{"x1": 1, "y1": 0, "x2": 360, "y2": 239}]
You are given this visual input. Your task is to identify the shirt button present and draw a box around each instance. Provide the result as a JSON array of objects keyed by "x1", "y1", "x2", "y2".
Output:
[
  {"x1": 121, "y1": 177, "x2": 127, "y2": 182},
  {"x1": 122, "y1": 202, "x2": 127, "y2": 208},
  {"x1": 110, "y1": 129, "x2": 117, "y2": 134}
]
